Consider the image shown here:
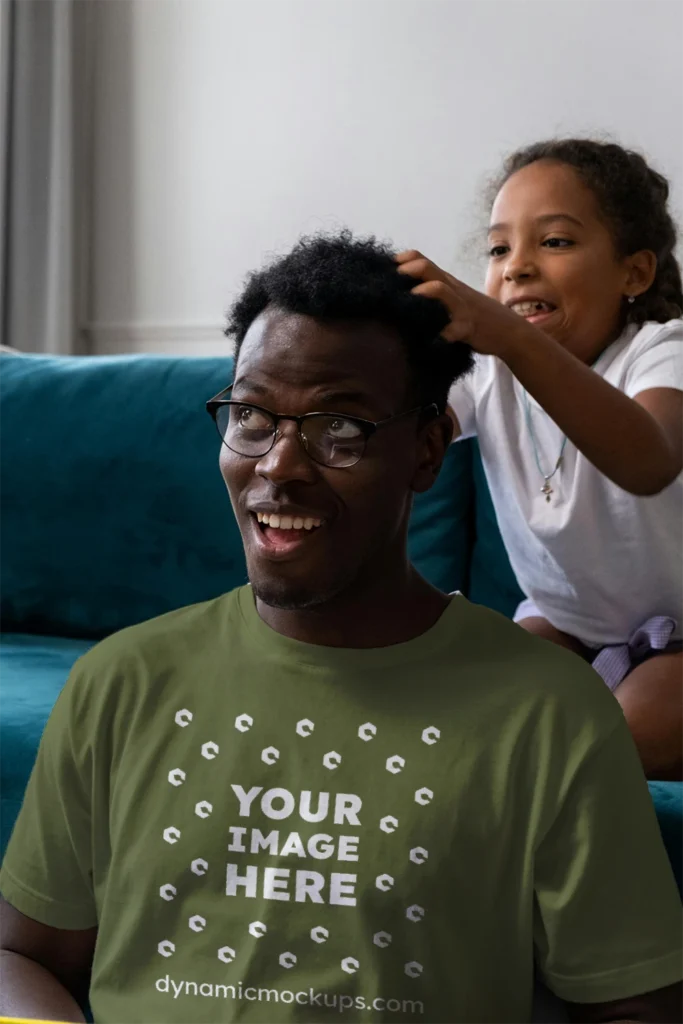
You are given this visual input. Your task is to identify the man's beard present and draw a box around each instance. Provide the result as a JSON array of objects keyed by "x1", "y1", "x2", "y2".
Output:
[
  {"x1": 249, "y1": 562, "x2": 361, "y2": 613},
  {"x1": 251, "y1": 579, "x2": 327, "y2": 611}
]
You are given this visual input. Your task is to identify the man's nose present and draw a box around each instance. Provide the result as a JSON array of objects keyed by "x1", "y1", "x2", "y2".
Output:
[{"x1": 255, "y1": 420, "x2": 318, "y2": 485}]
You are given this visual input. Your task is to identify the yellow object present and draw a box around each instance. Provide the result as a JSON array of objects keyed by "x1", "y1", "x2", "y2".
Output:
[{"x1": 0, "y1": 1018, "x2": 72, "y2": 1023}]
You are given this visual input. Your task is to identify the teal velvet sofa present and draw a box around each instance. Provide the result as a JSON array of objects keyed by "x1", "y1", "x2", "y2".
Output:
[{"x1": 1, "y1": 351, "x2": 681, "y2": 896}]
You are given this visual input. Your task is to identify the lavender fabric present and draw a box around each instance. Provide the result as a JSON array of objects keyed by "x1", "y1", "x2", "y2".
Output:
[
  {"x1": 592, "y1": 616, "x2": 678, "y2": 691},
  {"x1": 514, "y1": 600, "x2": 679, "y2": 691}
]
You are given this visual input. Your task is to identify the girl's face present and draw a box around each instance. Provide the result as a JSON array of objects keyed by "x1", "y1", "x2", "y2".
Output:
[{"x1": 486, "y1": 160, "x2": 637, "y2": 362}]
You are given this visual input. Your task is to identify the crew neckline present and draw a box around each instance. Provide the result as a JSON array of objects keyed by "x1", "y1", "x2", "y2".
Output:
[{"x1": 236, "y1": 585, "x2": 464, "y2": 668}]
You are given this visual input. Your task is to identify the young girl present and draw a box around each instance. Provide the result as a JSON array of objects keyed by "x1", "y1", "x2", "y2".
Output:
[{"x1": 397, "y1": 139, "x2": 682, "y2": 780}]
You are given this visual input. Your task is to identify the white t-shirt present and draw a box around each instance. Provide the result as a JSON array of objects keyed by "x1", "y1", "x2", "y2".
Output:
[{"x1": 449, "y1": 319, "x2": 683, "y2": 647}]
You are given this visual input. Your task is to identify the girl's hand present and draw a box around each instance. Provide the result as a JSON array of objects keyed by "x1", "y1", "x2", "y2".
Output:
[{"x1": 395, "y1": 250, "x2": 534, "y2": 359}]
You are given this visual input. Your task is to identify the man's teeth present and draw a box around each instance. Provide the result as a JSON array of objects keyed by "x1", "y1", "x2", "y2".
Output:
[
  {"x1": 256, "y1": 512, "x2": 322, "y2": 531},
  {"x1": 511, "y1": 301, "x2": 554, "y2": 316}
]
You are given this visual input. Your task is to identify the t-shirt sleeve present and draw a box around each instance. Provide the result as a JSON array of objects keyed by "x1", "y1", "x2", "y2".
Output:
[
  {"x1": 533, "y1": 716, "x2": 683, "y2": 1004},
  {"x1": 448, "y1": 368, "x2": 478, "y2": 439},
  {"x1": 624, "y1": 321, "x2": 683, "y2": 397},
  {"x1": 0, "y1": 668, "x2": 97, "y2": 930}
]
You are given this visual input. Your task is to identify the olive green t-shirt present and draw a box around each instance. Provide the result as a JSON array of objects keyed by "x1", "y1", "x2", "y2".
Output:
[{"x1": 1, "y1": 588, "x2": 681, "y2": 1023}]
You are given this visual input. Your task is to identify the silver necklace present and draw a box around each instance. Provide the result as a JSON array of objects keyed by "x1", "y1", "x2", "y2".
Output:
[
  {"x1": 520, "y1": 350, "x2": 608, "y2": 502},
  {"x1": 521, "y1": 390, "x2": 567, "y2": 502}
]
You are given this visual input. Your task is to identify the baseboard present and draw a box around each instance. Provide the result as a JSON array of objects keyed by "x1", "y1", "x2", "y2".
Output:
[{"x1": 84, "y1": 323, "x2": 233, "y2": 357}]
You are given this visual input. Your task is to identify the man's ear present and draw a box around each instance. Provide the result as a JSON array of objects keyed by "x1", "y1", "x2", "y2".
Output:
[{"x1": 411, "y1": 413, "x2": 454, "y2": 494}]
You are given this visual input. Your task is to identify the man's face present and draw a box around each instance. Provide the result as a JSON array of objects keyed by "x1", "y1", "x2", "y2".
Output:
[{"x1": 220, "y1": 307, "x2": 447, "y2": 611}]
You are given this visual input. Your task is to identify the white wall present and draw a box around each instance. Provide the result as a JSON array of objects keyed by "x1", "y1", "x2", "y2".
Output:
[{"x1": 87, "y1": 0, "x2": 683, "y2": 356}]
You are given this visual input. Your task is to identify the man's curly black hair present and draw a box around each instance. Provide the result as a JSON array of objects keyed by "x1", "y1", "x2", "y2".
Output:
[{"x1": 226, "y1": 230, "x2": 473, "y2": 414}]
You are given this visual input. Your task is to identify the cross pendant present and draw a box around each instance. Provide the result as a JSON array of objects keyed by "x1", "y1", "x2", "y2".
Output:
[{"x1": 541, "y1": 481, "x2": 553, "y2": 502}]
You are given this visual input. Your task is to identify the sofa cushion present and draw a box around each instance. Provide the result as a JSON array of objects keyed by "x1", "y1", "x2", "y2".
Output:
[
  {"x1": 649, "y1": 782, "x2": 683, "y2": 894},
  {"x1": 468, "y1": 440, "x2": 524, "y2": 617},
  {"x1": 1, "y1": 354, "x2": 242, "y2": 638},
  {"x1": 0, "y1": 633, "x2": 95, "y2": 858},
  {"x1": 410, "y1": 438, "x2": 473, "y2": 595}
]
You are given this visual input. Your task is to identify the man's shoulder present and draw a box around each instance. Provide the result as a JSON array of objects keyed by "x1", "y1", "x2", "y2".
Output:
[
  {"x1": 70, "y1": 587, "x2": 244, "y2": 686},
  {"x1": 452, "y1": 597, "x2": 620, "y2": 729},
  {"x1": 50, "y1": 589, "x2": 248, "y2": 739}
]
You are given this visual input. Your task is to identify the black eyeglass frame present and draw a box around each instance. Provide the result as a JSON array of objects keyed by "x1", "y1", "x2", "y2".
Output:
[{"x1": 206, "y1": 385, "x2": 438, "y2": 468}]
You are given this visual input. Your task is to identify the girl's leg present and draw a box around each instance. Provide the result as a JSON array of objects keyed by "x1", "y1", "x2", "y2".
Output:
[
  {"x1": 516, "y1": 615, "x2": 592, "y2": 660},
  {"x1": 518, "y1": 614, "x2": 682, "y2": 780},
  {"x1": 614, "y1": 651, "x2": 682, "y2": 781}
]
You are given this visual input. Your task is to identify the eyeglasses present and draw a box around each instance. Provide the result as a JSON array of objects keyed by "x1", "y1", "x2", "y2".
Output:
[{"x1": 206, "y1": 386, "x2": 437, "y2": 469}]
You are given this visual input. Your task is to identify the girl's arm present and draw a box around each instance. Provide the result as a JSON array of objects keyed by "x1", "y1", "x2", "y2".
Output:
[
  {"x1": 398, "y1": 252, "x2": 682, "y2": 495},
  {"x1": 503, "y1": 329, "x2": 682, "y2": 495}
]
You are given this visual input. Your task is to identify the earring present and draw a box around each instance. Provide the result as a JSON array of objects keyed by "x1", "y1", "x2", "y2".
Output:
[{"x1": 627, "y1": 295, "x2": 635, "y2": 304}]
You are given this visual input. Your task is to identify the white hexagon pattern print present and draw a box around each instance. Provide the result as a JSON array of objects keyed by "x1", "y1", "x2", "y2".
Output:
[{"x1": 159, "y1": 709, "x2": 438, "y2": 996}]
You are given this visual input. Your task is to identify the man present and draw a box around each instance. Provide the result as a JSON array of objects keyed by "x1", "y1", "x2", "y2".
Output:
[{"x1": 0, "y1": 232, "x2": 681, "y2": 1023}]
